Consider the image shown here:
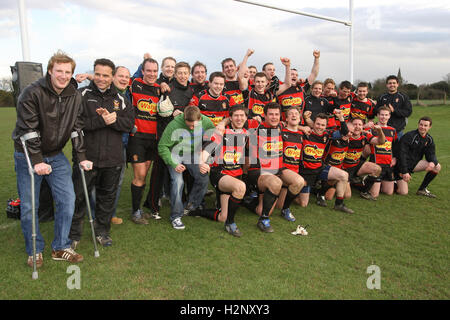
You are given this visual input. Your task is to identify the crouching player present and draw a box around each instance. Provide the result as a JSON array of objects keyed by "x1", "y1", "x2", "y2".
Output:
[
  {"x1": 395, "y1": 116, "x2": 441, "y2": 198},
  {"x1": 276, "y1": 106, "x2": 304, "y2": 218},
  {"x1": 366, "y1": 106, "x2": 398, "y2": 198},
  {"x1": 297, "y1": 111, "x2": 354, "y2": 213},
  {"x1": 343, "y1": 117, "x2": 386, "y2": 200},
  {"x1": 199, "y1": 105, "x2": 249, "y2": 237},
  {"x1": 248, "y1": 102, "x2": 305, "y2": 232}
]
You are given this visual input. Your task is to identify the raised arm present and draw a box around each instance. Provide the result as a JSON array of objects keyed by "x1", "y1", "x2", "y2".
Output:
[
  {"x1": 307, "y1": 50, "x2": 320, "y2": 85},
  {"x1": 238, "y1": 49, "x2": 254, "y2": 91},
  {"x1": 276, "y1": 57, "x2": 292, "y2": 95}
]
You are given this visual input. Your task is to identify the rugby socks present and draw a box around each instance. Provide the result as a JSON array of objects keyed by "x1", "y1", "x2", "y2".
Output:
[
  {"x1": 226, "y1": 195, "x2": 242, "y2": 225},
  {"x1": 418, "y1": 171, "x2": 437, "y2": 191},
  {"x1": 261, "y1": 189, "x2": 279, "y2": 219},
  {"x1": 131, "y1": 183, "x2": 145, "y2": 213},
  {"x1": 200, "y1": 208, "x2": 221, "y2": 221},
  {"x1": 362, "y1": 175, "x2": 377, "y2": 193},
  {"x1": 318, "y1": 181, "x2": 333, "y2": 197},
  {"x1": 335, "y1": 196, "x2": 344, "y2": 206},
  {"x1": 283, "y1": 188, "x2": 300, "y2": 211}
]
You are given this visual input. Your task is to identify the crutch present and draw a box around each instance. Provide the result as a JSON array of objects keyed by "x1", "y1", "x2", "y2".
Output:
[
  {"x1": 78, "y1": 164, "x2": 99, "y2": 258},
  {"x1": 71, "y1": 131, "x2": 99, "y2": 258},
  {"x1": 20, "y1": 132, "x2": 40, "y2": 280}
]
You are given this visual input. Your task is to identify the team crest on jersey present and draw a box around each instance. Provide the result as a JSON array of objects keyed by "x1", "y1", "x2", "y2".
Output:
[
  {"x1": 395, "y1": 98, "x2": 399, "y2": 103},
  {"x1": 113, "y1": 100, "x2": 120, "y2": 111},
  {"x1": 321, "y1": 101, "x2": 324, "y2": 106},
  {"x1": 303, "y1": 145, "x2": 324, "y2": 159},
  {"x1": 222, "y1": 102, "x2": 227, "y2": 110}
]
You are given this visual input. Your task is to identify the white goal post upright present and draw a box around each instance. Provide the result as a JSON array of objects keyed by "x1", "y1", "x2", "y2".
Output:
[
  {"x1": 18, "y1": 0, "x2": 31, "y2": 61},
  {"x1": 233, "y1": 0, "x2": 354, "y2": 84}
]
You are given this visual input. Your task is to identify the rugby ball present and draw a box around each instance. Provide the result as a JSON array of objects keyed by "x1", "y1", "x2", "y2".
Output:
[{"x1": 157, "y1": 96, "x2": 174, "y2": 117}]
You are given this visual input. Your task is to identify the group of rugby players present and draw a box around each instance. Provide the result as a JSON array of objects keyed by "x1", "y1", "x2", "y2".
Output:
[{"x1": 99, "y1": 48, "x2": 440, "y2": 238}]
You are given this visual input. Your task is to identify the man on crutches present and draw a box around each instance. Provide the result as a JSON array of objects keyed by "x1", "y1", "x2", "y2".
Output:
[{"x1": 12, "y1": 51, "x2": 92, "y2": 277}]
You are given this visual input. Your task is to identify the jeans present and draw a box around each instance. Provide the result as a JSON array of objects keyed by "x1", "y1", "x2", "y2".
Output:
[
  {"x1": 168, "y1": 163, "x2": 209, "y2": 221},
  {"x1": 14, "y1": 151, "x2": 75, "y2": 256}
]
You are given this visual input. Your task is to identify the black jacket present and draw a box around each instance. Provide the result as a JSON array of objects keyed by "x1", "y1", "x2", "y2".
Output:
[
  {"x1": 156, "y1": 80, "x2": 194, "y2": 139},
  {"x1": 395, "y1": 129, "x2": 438, "y2": 174},
  {"x1": 79, "y1": 81, "x2": 134, "y2": 167},
  {"x1": 12, "y1": 74, "x2": 87, "y2": 166},
  {"x1": 376, "y1": 92, "x2": 412, "y2": 132}
]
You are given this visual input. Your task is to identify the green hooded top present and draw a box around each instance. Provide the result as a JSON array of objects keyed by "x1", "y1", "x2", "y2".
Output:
[{"x1": 158, "y1": 114, "x2": 215, "y2": 168}]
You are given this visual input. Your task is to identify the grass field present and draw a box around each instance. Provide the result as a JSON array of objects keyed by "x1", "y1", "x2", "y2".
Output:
[{"x1": 0, "y1": 105, "x2": 448, "y2": 300}]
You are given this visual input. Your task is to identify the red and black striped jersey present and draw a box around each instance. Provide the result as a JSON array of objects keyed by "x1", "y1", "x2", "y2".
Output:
[
  {"x1": 244, "y1": 118, "x2": 260, "y2": 130},
  {"x1": 207, "y1": 126, "x2": 249, "y2": 177},
  {"x1": 351, "y1": 97, "x2": 374, "y2": 121},
  {"x1": 324, "y1": 137, "x2": 349, "y2": 169},
  {"x1": 189, "y1": 90, "x2": 235, "y2": 127},
  {"x1": 251, "y1": 122, "x2": 284, "y2": 174},
  {"x1": 343, "y1": 132, "x2": 374, "y2": 169},
  {"x1": 243, "y1": 89, "x2": 276, "y2": 120},
  {"x1": 332, "y1": 95, "x2": 353, "y2": 123},
  {"x1": 277, "y1": 84, "x2": 308, "y2": 121},
  {"x1": 223, "y1": 80, "x2": 244, "y2": 105},
  {"x1": 130, "y1": 78, "x2": 161, "y2": 139},
  {"x1": 321, "y1": 95, "x2": 338, "y2": 130},
  {"x1": 367, "y1": 125, "x2": 397, "y2": 165},
  {"x1": 281, "y1": 126, "x2": 303, "y2": 172},
  {"x1": 300, "y1": 130, "x2": 329, "y2": 171}
]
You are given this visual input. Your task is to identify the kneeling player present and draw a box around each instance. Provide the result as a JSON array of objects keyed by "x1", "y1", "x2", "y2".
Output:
[{"x1": 199, "y1": 105, "x2": 249, "y2": 237}]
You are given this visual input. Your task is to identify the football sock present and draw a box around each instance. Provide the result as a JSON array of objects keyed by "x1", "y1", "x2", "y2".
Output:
[
  {"x1": 283, "y1": 188, "x2": 300, "y2": 210},
  {"x1": 418, "y1": 171, "x2": 437, "y2": 190},
  {"x1": 363, "y1": 175, "x2": 377, "y2": 193},
  {"x1": 200, "y1": 208, "x2": 221, "y2": 221},
  {"x1": 226, "y1": 195, "x2": 242, "y2": 225},
  {"x1": 335, "y1": 196, "x2": 344, "y2": 206},
  {"x1": 261, "y1": 189, "x2": 279, "y2": 219},
  {"x1": 131, "y1": 183, "x2": 145, "y2": 213}
]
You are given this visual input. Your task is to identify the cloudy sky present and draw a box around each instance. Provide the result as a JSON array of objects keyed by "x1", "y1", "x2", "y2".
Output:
[{"x1": 1, "y1": 0, "x2": 449, "y2": 85}]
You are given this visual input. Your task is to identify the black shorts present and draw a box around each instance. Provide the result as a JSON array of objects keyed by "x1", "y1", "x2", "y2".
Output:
[
  {"x1": 301, "y1": 165, "x2": 331, "y2": 189},
  {"x1": 376, "y1": 165, "x2": 395, "y2": 182},
  {"x1": 345, "y1": 166, "x2": 359, "y2": 181},
  {"x1": 210, "y1": 169, "x2": 242, "y2": 195},
  {"x1": 126, "y1": 136, "x2": 158, "y2": 163},
  {"x1": 247, "y1": 168, "x2": 286, "y2": 193}
]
